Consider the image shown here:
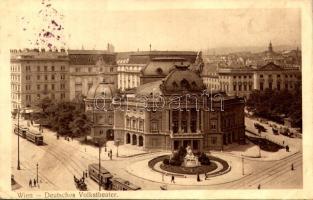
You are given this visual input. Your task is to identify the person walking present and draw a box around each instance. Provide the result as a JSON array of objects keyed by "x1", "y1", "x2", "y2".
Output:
[
  {"x1": 171, "y1": 175, "x2": 175, "y2": 183},
  {"x1": 29, "y1": 179, "x2": 32, "y2": 188},
  {"x1": 197, "y1": 173, "x2": 200, "y2": 182},
  {"x1": 291, "y1": 163, "x2": 294, "y2": 171},
  {"x1": 33, "y1": 179, "x2": 36, "y2": 187},
  {"x1": 258, "y1": 184, "x2": 261, "y2": 189}
]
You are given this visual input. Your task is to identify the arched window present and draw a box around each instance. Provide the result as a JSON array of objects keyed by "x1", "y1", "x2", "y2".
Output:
[{"x1": 180, "y1": 79, "x2": 190, "y2": 90}]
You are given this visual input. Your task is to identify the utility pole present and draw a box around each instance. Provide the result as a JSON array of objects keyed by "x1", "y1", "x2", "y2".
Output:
[
  {"x1": 36, "y1": 163, "x2": 39, "y2": 184},
  {"x1": 242, "y1": 156, "x2": 244, "y2": 175},
  {"x1": 99, "y1": 143, "x2": 101, "y2": 191},
  {"x1": 17, "y1": 107, "x2": 20, "y2": 170}
]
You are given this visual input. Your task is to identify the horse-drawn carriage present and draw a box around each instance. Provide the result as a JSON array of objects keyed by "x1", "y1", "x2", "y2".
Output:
[{"x1": 74, "y1": 176, "x2": 87, "y2": 191}]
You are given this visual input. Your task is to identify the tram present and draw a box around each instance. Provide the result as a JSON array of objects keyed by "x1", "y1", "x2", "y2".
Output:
[
  {"x1": 14, "y1": 124, "x2": 29, "y2": 138},
  {"x1": 26, "y1": 130, "x2": 44, "y2": 145},
  {"x1": 111, "y1": 178, "x2": 141, "y2": 191},
  {"x1": 88, "y1": 163, "x2": 113, "y2": 189}
]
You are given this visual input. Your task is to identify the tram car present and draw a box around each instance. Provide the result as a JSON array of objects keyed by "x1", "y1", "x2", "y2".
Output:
[
  {"x1": 14, "y1": 124, "x2": 29, "y2": 138},
  {"x1": 111, "y1": 178, "x2": 141, "y2": 191},
  {"x1": 88, "y1": 163, "x2": 113, "y2": 189},
  {"x1": 26, "y1": 130, "x2": 44, "y2": 145}
]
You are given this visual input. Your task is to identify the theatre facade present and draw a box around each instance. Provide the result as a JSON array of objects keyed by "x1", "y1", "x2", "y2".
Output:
[{"x1": 85, "y1": 61, "x2": 245, "y2": 151}]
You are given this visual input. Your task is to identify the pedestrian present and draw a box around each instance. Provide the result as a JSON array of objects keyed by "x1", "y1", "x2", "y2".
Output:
[
  {"x1": 82, "y1": 171, "x2": 85, "y2": 178},
  {"x1": 29, "y1": 179, "x2": 32, "y2": 188},
  {"x1": 258, "y1": 184, "x2": 261, "y2": 189},
  {"x1": 283, "y1": 140, "x2": 285, "y2": 145},
  {"x1": 291, "y1": 163, "x2": 294, "y2": 171},
  {"x1": 204, "y1": 173, "x2": 209, "y2": 180},
  {"x1": 33, "y1": 179, "x2": 36, "y2": 187},
  {"x1": 171, "y1": 175, "x2": 175, "y2": 183},
  {"x1": 197, "y1": 173, "x2": 200, "y2": 182}
]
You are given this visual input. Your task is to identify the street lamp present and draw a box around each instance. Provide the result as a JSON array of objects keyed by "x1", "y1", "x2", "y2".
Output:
[
  {"x1": 36, "y1": 163, "x2": 39, "y2": 184},
  {"x1": 17, "y1": 106, "x2": 21, "y2": 170},
  {"x1": 115, "y1": 139, "x2": 120, "y2": 157},
  {"x1": 97, "y1": 137, "x2": 106, "y2": 191}
]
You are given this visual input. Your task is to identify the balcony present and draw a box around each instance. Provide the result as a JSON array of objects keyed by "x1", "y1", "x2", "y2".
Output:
[{"x1": 170, "y1": 131, "x2": 203, "y2": 139}]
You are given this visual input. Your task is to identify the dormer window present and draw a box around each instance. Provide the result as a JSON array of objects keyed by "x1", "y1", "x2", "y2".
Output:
[
  {"x1": 180, "y1": 79, "x2": 190, "y2": 90},
  {"x1": 156, "y1": 68, "x2": 163, "y2": 75},
  {"x1": 172, "y1": 81, "x2": 178, "y2": 88}
]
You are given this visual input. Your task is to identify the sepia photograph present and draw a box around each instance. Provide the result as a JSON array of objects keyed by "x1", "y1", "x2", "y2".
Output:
[{"x1": 0, "y1": 0, "x2": 312, "y2": 199}]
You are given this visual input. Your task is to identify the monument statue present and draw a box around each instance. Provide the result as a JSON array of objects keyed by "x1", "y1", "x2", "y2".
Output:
[{"x1": 183, "y1": 146, "x2": 200, "y2": 167}]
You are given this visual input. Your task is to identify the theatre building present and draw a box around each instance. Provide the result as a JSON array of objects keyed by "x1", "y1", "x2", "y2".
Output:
[
  {"x1": 85, "y1": 59, "x2": 244, "y2": 151},
  {"x1": 113, "y1": 63, "x2": 245, "y2": 151}
]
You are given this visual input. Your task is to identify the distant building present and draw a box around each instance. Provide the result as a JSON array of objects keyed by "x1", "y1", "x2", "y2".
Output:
[
  {"x1": 202, "y1": 42, "x2": 302, "y2": 98},
  {"x1": 10, "y1": 48, "x2": 69, "y2": 111},
  {"x1": 68, "y1": 50, "x2": 117, "y2": 100},
  {"x1": 204, "y1": 62, "x2": 301, "y2": 98}
]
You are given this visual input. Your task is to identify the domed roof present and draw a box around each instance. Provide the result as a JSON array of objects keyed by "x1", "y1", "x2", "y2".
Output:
[
  {"x1": 161, "y1": 64, "x2": 205, "y2": 93},
  {"x1": 86, "y1": 82, "x2": 116, "y2": 99}
]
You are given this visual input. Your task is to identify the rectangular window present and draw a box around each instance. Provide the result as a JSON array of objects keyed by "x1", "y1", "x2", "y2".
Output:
[
  {"x1": 285, "y1": 83, "x2": 288, "y2": 90},
  {"x1": 51, "y1": 66, "x2": 55, "y2": 71},
  {"x1": 44, "y1": 66, "x2": 48, "y2": 71},
  {"x1": 37, "y1": 66, "x2": 40, "y2": 71},
  {"x1": 45, "y1": 75, "x2": 48, "y2": 80},
  {"x1": 60, "y1": 83, "x2": 65, "y2": 89},
  {"x1": 277, "y1": 83, "x2": 281, "y2": 91},
  {"x1": 212, "y1": 137, "x2": 217, "y2": 145},
  {"x1": 61, "y1": 93, "x2": 65, "y2": 99},
  {"x1": 238, "y1": 85, "x2": 242, "y2": 91},
  {"x1": 244, "y1": 85, "x2": 247, "y2": 91},
  {"x1": 61, "y1": 66, "x2": 65, "y2": 71},
  {"x1": 110, "y1": 67, "x2": 113, "y2": 72},
  {"x1": 88, "y1": 83, "x2": 93, "y2": 90},
  {"x1": 51, "y1": 74, "x2": 55, "y2": 80},
  {"x1": 249, "y1": 85, "x2": 252, "y2": 91},
  {"x1": 269, "y1": 82, "x2": 272, "y2": 90},
  {"x1": 210, "y1": 121, "x2": 217, "y2": 130},
  {"x1": 37, "y1": 85, "x2": 40, "y2": 90},
  {"x1": 260, "y1": 74, "x2": 263, "y2": 78},
  {"x1": 51, "y1": 84, "x2": 55, "y2": 90},
  {"x1": 44, "y1": 84, "x2": 48, "y2": 90},
  {"x1": 26, "y1": 75, "x2": 31, "y2": 81},
  {"x1": 51, "y1": 93, "x2": 55, "y2": 99},
  {"x1": 244, "y1": 76, "x2": 246, "y2": 79},
  {"x1": 151, "y1": 121, "x2": 158, "y2": 132},
  {"x1": 233, "y1": 85, "x2": 236, "y2": 91},
  {"x1": 277, "y1": 74, "x2": 281, "y2": 78},
  {"x1": 37, "y1": 75, "x2": 40, "y2": 80},
  {"x1": 61, "y1": 74, "x2": 65, "y2": 80},
  {"x1": 260, "y1": 82, "x2": 264, "y2": 91}
]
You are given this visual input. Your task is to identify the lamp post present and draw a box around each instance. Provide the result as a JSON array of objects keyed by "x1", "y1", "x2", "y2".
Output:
[
  {"x1": 17, "y1": 106, "x2": 21, "y2": 170},
  {"x1": 36, "y1": 163, "x2": 39, "y2": 184},
  {"x1": 98, "y1": 138, "x2": 105, "y2": 191},
  {"x1": 116, "y1": 140, "x2": 120, "y2": 157},
  {"x1": 241, "y1": 156, "x2": 244, "y2": 175}
]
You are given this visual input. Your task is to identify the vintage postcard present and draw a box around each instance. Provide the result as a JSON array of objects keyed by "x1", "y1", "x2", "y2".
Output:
[{"x1": 0, "y1": 0, "x2": 312, "y2": 199}]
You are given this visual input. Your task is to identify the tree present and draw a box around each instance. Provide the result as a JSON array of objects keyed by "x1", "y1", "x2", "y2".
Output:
[{"x1": 69, "y1": 113, "x2": 92, "y2": 140}]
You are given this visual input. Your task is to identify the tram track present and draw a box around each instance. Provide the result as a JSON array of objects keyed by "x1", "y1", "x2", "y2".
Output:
[{"x1": 226, "y1": 152, "x2": 302, "y2": 189}]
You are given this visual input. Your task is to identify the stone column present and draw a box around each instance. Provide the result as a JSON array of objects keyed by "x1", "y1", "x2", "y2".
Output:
[
  {"x1": 196, "y1": 110, "x2": 200, "y2": 132},
  {"x1": 187, "y1": 110, "x2": 191, "y2": 133},
  {"x1": 178, "y1": 110, "x2": 182, "y2": 133},
  {"x1": 169, "y1": 110, "x2": 172, "y2": 132}
]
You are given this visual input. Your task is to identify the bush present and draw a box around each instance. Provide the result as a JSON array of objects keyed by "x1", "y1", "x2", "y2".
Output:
[
  {"x1": 163, "y1": 158, "x2": 170, "y2": 165},
  {"x1": 198, "y1": 152, "x2": 210, "y2": 165}
]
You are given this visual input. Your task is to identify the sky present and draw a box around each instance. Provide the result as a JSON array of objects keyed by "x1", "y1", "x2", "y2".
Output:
[{"x1": 0, "y1": 0, "x2": 301, "y2": 52}]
